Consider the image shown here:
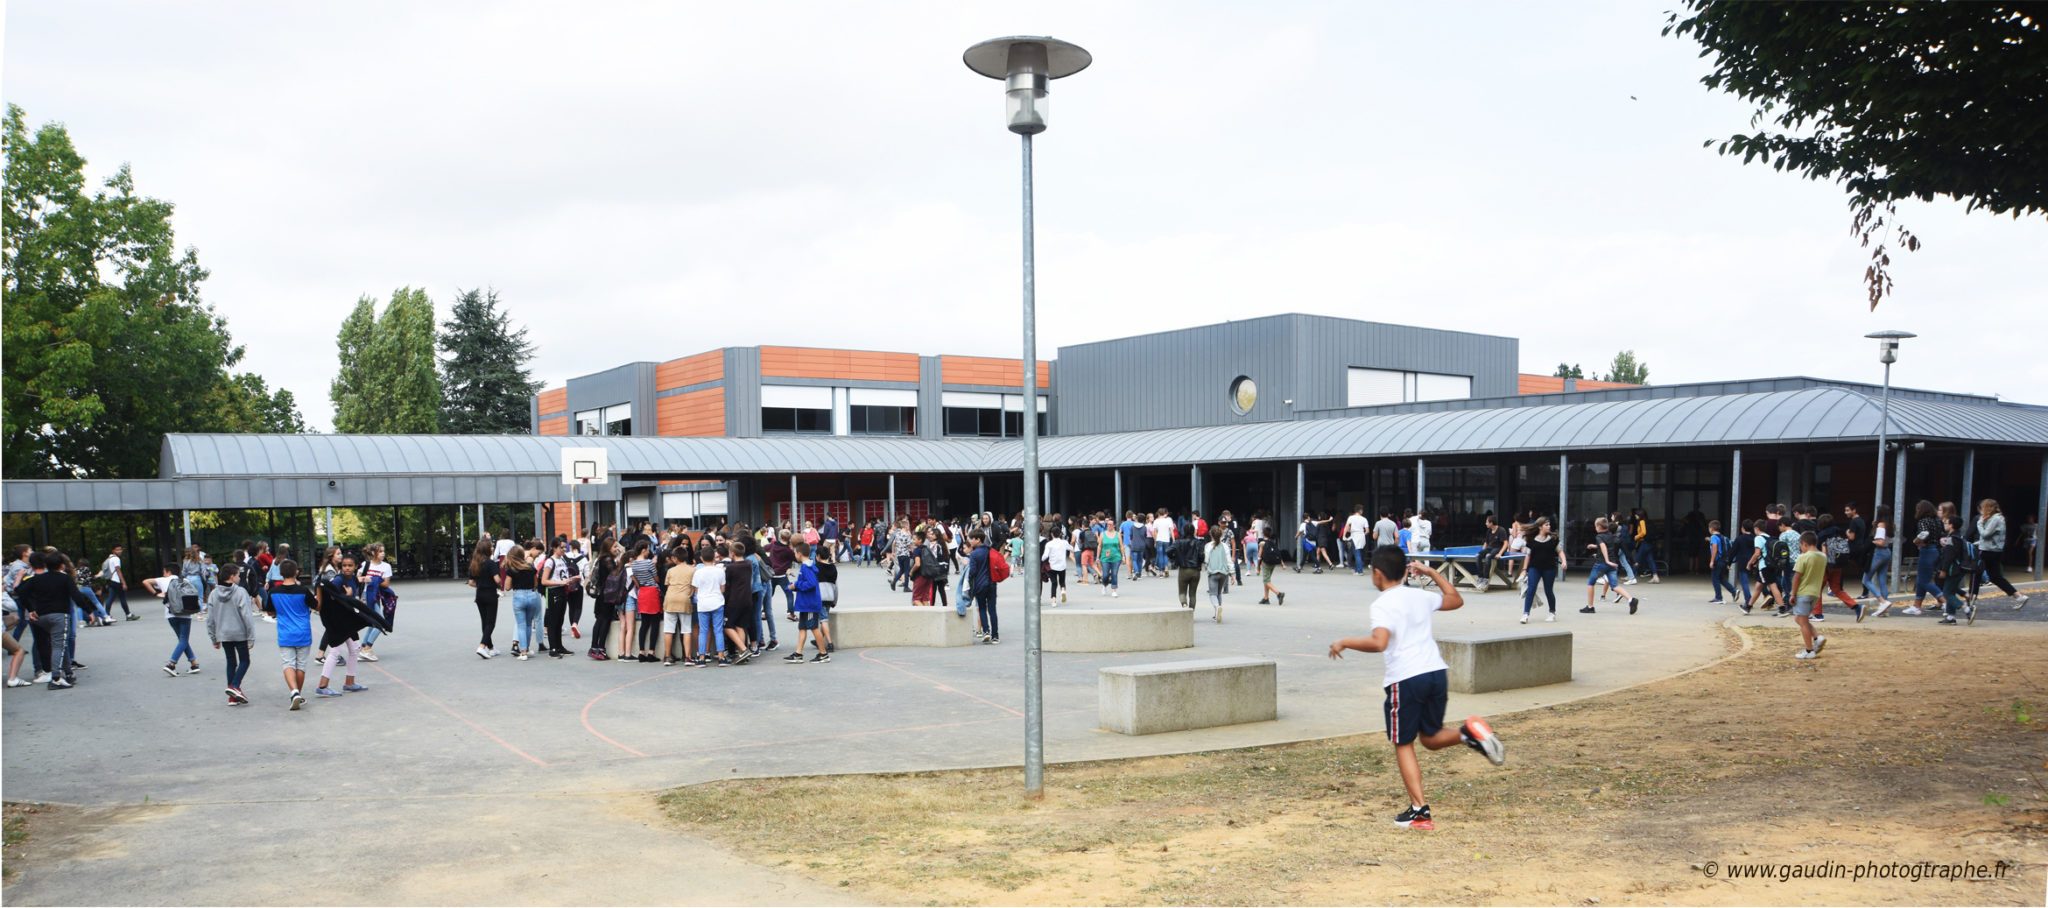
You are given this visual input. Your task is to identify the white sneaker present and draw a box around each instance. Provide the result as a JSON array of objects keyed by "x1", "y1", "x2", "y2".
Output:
[
  {"x1": 517, "y1": 652, "x2": 530, "y2": 661},
  {"x1": 1111, "y1": 590, "x2": 1119, "y2": 598},
  {"x1": 1869, "y1": 601, "x2": 1892, "y2": 619},
  {"x1": 475, "y1": 645, "x2": 492, "y2": 660},
  {"x1": 32, "y1": 673, "x2": 51, "y2": 683},
  {"x1": 1650, "y1": 576, "x2": 1661, "y2": 584},
  {"x1": 1519, "y1": 614, "x2": 1528, "y2": 624},
  {"x1": 1544, "y1": 613, "x2": 1555, "y2": 622},
  {"x1": 358, "y1": 649, "x2": 379, "y2": 662},
  {"x1": 1624, "y1": 578, "x2": 1638, "y2": 586},
  {"x1": 1902, "y1": 606, "x2": 1923, "y2": 616},
  {"x1": 1794, "y1": 649, "x2": 1817, "y2": 660},
  {"x1": 4, "y1": 677, "x2": 27, "y2": 688}
]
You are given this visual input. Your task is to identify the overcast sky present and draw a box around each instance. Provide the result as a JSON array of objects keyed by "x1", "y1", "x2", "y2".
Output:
[{"x1": 7, "y1": 1, "x2": 2042, "y2": 432}]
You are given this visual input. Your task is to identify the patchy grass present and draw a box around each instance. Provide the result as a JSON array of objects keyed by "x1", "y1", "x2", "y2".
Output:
[
  {"x1": 663, "y1": 626, "x2": 2048, "y2": 905},
  {"x1": 3, "y1": 803, "x2": 42, "y2": 884}
]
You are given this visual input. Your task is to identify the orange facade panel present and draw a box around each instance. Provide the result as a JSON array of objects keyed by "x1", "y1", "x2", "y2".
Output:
[
  {"x1": 657, "y1": 350, "x2": 724, "y2": 390},
  {"x1": 657, "y1": 387, "x2": 726, "y2": 437},
  {"x1": 1517, "y1": 374, "x2": 1638, "y2": 395},
  {"x1": 536, "y1": 387, "x2": 567, "y2": 415},
  {"x1": 759, "y1": 346, "x2": 920, "y2": 383},
  {"x1": 940, "y1": 355, "x2": 1051, "y2": 388},
  {"x1": 538, "y1": 416, "x2": 569, "y2": 436}
]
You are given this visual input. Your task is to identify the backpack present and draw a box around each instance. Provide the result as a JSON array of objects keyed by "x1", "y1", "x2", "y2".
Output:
[
  {"x1": 1823, "y1": 534, "x2": 1849, "y2": 565},
  {"x1": 600, "y1": 563, "x2": 629, "y2": 606},
  {"x1": 1260, "y1": 540, "x2": 1282, "y2": 566},
  {"x1": 1956, "y1": 539, "x2": 1980, "y2": 573},
  {"x1": 988, "y1": 549, "x2": 1011, "y2": 583},
  {"x1": 166, "y1": 576, "x2": 202, "y2": 616},
  {"x1": 1765, "y1": 537, "x2": 1793, "y2": 571},
  {"x1": 918, "y1": 548, "x2": 947, "y2": 580}
]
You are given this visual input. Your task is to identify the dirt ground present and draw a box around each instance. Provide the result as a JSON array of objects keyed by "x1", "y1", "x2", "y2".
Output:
[{"x1": 661, "y1": 625, "x2": 2048, "y2": 906}]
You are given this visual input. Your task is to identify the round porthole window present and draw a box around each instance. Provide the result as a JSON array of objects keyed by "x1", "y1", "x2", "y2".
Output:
[{"x1": 1229, "y1": 376, "x2": 1257, "y2": 415}]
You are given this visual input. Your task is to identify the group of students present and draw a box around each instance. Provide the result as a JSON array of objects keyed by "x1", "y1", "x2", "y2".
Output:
[
  {"x1": 0, "y1": 539, "x2": 396, "y2": 708},
  {"x1": 1699, "y1": 497, "x2": 2028, "y2": 632},
  {"x1": 467, "y1": 521, "x2": 840, "y2": 666}
]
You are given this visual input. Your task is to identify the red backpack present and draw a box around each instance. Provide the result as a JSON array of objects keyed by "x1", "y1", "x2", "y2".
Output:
[{"x1": 988, "y1": 549, "x2": 1011, "y2": 583}]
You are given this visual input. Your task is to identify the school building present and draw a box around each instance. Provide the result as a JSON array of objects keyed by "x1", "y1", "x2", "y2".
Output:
[{"x1": 5, "y1": 314, "x2": 2045, "y2": 581}]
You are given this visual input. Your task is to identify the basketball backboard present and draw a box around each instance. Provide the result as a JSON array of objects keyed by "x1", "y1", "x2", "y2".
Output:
[{"x1": 561, "y1": 446, "x2": 609, "y2": 485}]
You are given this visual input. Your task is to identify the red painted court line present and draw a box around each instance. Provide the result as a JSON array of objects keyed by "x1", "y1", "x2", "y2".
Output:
[
  {"x1": 370, "y1": 664, "x2": 548, "y2": 767},
  {"x1": 857, "y1": 649, "x2": 1025, "y2": 717},
  {"x1": 578, "y1": 668, "x2": 687, "y2": 757}
]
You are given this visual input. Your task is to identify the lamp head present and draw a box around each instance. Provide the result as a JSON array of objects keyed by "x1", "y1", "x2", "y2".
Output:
[
  {"x1": 964, "y1": 36, "x2": 1091, "y2": 135},
  {"x1": 1865, "y1": 329, "x2": 1915, "y2": 365}
]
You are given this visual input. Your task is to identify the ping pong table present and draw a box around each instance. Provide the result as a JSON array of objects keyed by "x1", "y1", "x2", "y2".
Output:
[{"x1": 1405, "y1": 545, "x2": 1524, "y2": 592}]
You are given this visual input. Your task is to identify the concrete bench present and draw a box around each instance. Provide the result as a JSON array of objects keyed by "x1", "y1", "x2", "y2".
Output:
[
  {"x1": 1435, "y1": 628, "x2": 1572, "y2": 694},
  {"x1": 1043, "y1": 607, "x2": 1193, "y2": 653},
  {"x1": 830, "y1": 606, "x2": 977, "y2": 648},
  {"x1": 1098, "y1": 657, "x2": 1278, "y2": 735}
]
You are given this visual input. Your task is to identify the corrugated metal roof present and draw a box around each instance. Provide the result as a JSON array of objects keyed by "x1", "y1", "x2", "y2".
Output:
[
  {"x1": 161, "y1": 433, "x2": 1011, "y2": 478},
  {"x1": 154, "y1": 387, "x2": 2048, "y2": 482}
]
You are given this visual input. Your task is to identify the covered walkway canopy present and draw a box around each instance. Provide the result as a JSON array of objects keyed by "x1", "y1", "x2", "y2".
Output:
[{"x1": 5, "y1": 380, "x2": 2047, "y2": 515}]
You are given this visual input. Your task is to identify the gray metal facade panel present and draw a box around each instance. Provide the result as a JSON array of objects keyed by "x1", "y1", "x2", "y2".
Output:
[
  {"x1": 1289, "y1": 314, "x2": 1520, "y2": 410},
  {"x1": 917, "y1": 356, "x2": 944, "y2": 440},
  {"x1": 1054, "y1": 316, "x2": 1300, "y2": 435},
  {"x1": 725, "y1": 347, "x2": 762, "y2": 437}
]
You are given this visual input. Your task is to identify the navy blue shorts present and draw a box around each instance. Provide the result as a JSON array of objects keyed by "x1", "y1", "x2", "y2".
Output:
[{"x1": 1383, "y1": 669, "x2": 1449, "y2": 746}]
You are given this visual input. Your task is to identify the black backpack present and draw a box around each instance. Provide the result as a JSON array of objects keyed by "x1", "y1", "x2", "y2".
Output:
[
  {"x1": 1765, "y1": 536, "x2": 1793, "y2": 571},
  {"x1": 919, "y1": 547, "x2": 949, "y2": 580}
]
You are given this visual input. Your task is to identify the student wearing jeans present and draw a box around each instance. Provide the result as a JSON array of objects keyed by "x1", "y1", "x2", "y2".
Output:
[
  {"x1": 500, "y1": 547, "x2": 544, "y2": 660},
  {"x1": 206, "y1": 565, "x2": 257, "y2": 705},
  {"x1": 690, "y1": 548, "x2": 729, "y2": 666},
  {"x1": 966, "y1": 530, "x2": 1000, "y2": 644},
  {"x1": 1519, "y1": 519, "x2": 1561, "y2": 623}
]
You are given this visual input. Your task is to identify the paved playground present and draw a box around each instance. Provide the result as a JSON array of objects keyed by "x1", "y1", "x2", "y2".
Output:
[{"x1": 4, "y1": 564, "x2": 2041, "y2": 905}]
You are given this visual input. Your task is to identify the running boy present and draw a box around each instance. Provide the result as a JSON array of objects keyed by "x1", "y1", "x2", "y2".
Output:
[
  {"x1": 268, "y1": 560, "x2": 313, "y2": 710},
  {"x1": 1329, "y1": 547, "x2": 1506, "y2": 830}
]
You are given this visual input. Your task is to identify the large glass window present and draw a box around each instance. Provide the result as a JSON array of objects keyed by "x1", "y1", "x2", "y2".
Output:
[
  {"x1": 945, "y1": 406, "x2": 1004, "y2": 437},
  {"x1": 1346, "y1": 368, "x2": 1473, "y2": 407},
  {"x1": 575, "y1": 403, "x2": 631, "y2": 436},
  {"x1": 762, "y1": 407, "x2": 831, "y2": 434},
  {"x1": 761, "y1": 385, "x2": 832, "y2": 435},
  {"x1": 850, "y1": 405, "x2": 915, "y2": 435}
]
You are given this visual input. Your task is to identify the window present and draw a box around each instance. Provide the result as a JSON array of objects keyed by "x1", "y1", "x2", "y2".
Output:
[
  {"x1": 575, "y1": 403, "x2": 632, "y2": 436},
  {"x1": 1229, "y1": 376, "x2": 1257, "y2": 415},
  {"x1": 942, "y1": 391, "x2": 1045, "y2": 437},
  {"x1": 850, "y1": 405, "x2": 915, "y2": 435},
  {"x1": 762, "y1": 407, "x2": 830, "y2": 434},
  {"x1": 761, "y1": 385, "x2": 831, "y2": 435},
  {"x1": 1346, "y1": 368, "x2": 1473, "y2": 407},
  {"x1": 848, "y1": 388, "x2": 917, "y2": 436}
]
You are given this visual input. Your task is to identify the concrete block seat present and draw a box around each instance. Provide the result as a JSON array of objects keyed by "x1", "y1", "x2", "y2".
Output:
[
  {"x1": 1099, "y1": 657, "x2": 1279, "y2": 735},
  {"x1": 1435, "y1": 628, "x2": 1572, "y2": 694},
  {"x1": 830, "y1": 606, "x2": 978, "y2": 648},
  {"x1": 1042, "y1": 606, "x2": 1193, "y2": 653}
]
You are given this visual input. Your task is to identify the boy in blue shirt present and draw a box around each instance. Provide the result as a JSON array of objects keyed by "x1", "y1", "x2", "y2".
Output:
[
  {"x1": 782, "y1": 542, "x2": 829, "y2": 664},
  {"x1": 268, "y1": 560, "x2": 313, "y2": 711}
]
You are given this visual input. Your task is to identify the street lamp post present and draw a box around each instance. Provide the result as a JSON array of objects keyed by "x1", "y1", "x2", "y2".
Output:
[
  {"x1": 1866, "y1": 330, "x2": 1915, "y2": 523},
  {"x1": 965, "y1": 35, "x2": 1091, "y2": 800}
]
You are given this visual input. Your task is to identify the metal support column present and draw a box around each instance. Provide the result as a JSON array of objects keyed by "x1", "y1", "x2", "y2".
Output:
[
  {"x1": 1415, "y1": 458, "x2": 1426, "y2": 515},
  {"x1": 791, "y1": 474, "x2": 799, "y2": 528},
  {"x1": 1890, "y1": 444, "x2": 1909, "y2": 597},
  {"x1": 1190, "y1": 464, "x2": 1201, "y2": 516},
  {"x1": 1557, "y1": 454, "x2": 1569, "y2": 563},
  {"x1": 2035, "y1": 454, "x2": 2047, "y2": 579},
  {"x1": 1113, "y1": 469, "x2": 1123, "y2": 518},
  {"x1": 978, "y1": 474, "x2": 986, "y2": 516},
  {"x1": 1295, "y1": 462, "x2": 1306, "y2": 546},
  {"x1": 887, "y1": 474, "x2": 896, "y2": 525},
  {"x1": 1017, "y1": 130, "x2": 1047, "y2": 800},
  {"x1": 459, "y1": 507, "x2": 466, "y2": 553},
  {"x1": 1044, "y1": 471, "x2": 1053, "y2": 519},
  {"x1": 1729, "y1": 449, "x2": 1742, "y2": 546},
  {"x1": 182, "y1": 510, "x2": 192, "y2": 549},
  {"x1": 327, "y1": 507, "x2": 336, "y2": 545},
  {"x1": 1960, "y1": 449, "x2": 1975, "y2": 519}
]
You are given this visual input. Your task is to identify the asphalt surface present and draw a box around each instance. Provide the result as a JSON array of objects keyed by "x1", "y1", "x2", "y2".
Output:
[{"x1": 8, "y1": 561, "x2": 2034, "y2": 905}]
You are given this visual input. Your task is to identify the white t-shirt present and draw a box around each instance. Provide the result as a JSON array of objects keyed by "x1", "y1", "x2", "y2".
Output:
[
  {"x1": 691, "y1": 563, "x2": 727, "y2": 610},
  {"x1": 1152, "y1": 517, "x2": 1175, "y2": 544},
  {"x1": 493, "y1": 539, "x2": 516, "y2": 559},
  {"x1": 363, "y1": 561, "x2": 394, "y2": 585},
  {"x1": 1344, "y1": 514, "x2": 1369, "y2": 546},
  {"x1": 101, "y1": 555, "x2": 123, "y2": 581},
  {"x1": 1042, "y1": 538, "x2": 1072, "y2": 572},
  {"x1": 1369, "y1": 585, "x2": 1450, "y2": 688}
]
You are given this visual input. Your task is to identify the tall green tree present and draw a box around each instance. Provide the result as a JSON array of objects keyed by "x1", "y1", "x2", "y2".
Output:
[
  {"x1": 1666, "y1": 3, "x2": 2047, "y2": 308},
  {"x1": 330, "y1": 296, "x2": 377, "y2": 433},
  {"x1": 1552, "y1": 363, "x2": 1585, "y2": 379},
  {"x1": 438, "y1": 288, "x2": 542, "y2": 434},
  {"x1": 330, "y1": 288, "x2": 443, "y2": 433},
  {"x1": 2, "y1": 104, "x2": 303, "y2": 478},
  {"x1": 1603, "y1": 350, "x2": 1650, "y2": 385}
]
